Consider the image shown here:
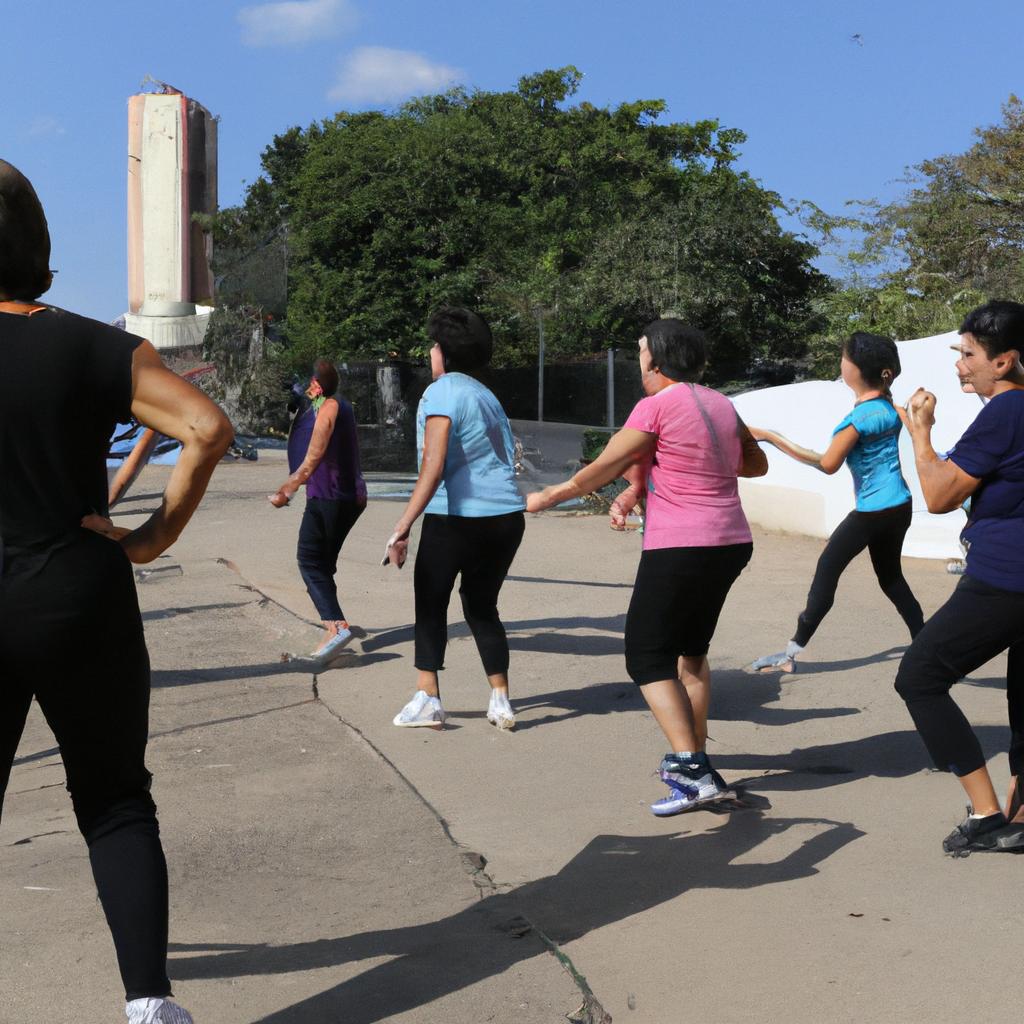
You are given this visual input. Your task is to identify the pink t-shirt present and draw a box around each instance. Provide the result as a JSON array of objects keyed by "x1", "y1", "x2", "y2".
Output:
[{"x1": 624, "y1": 383, "x2": 752, "y2": 550}]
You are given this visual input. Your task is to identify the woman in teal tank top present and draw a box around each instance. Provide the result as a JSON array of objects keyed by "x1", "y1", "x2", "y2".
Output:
[{"x1": 748, "y1": 333, "x2": 925, "y2": 672}]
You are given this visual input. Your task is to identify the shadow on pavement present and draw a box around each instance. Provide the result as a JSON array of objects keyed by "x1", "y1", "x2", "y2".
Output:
[
  {"x1": 150, "y1": 652, "x2": 400, "y2": 688},
  {"x1": 717, "y1": 725, "x2": 1009, "y2": 792},
  {"x1": 169, "y1": 811, "x2": 862, "y2": 1023}
]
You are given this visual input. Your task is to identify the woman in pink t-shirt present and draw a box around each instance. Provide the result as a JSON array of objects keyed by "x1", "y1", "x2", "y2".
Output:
[{"x1": 527, "y1": 319, "x2": 766, "y2": 816}]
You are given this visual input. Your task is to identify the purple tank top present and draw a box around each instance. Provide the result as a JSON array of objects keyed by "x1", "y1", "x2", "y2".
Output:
[{"x1": 288, "y1": 399, "x2": 366, "y2": 503}]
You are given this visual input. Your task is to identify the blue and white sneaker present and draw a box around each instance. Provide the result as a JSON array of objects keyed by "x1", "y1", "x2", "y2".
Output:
[
  {"x1": 312, "y1": 626, "x2": 353, "y2": 662},
  {"x1": 650, "y1": 754, "x2": 732, "y2": 817}
]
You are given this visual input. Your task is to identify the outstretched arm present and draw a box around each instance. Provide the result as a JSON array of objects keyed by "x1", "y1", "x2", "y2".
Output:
[
  {"x1": 527, "y1": 428, "x2": 656, "y2": 512},
  {"x1": 749, "y1": 424, "x2": 858, "y2": 475}
]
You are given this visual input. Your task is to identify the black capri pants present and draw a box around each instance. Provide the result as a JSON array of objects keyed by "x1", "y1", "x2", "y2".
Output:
[
  {"x1": 1, "y1": 530, "x2": 171, "y2": 1000},
  {"x1": 794, "y1": 500, "x2": 924, "y2": 647},
  {"x1": 414, "y1": 511, "x2": 525, "y2": 675},
  {"x1": 625, "y1": 542, "x2": 753, "y2": 685},
  {"x1": 895, "y1": 574, "x2": 1024, "y2": 778}
]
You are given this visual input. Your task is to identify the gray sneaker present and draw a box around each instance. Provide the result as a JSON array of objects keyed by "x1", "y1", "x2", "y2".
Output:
[{"x1": 393, "y1": 690, "x2": 446, "y2": 729}]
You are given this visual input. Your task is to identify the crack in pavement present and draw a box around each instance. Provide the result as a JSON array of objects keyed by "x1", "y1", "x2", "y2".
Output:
[{"x1": 212, "y1": 553, "x2": 614, "y2": 1022}]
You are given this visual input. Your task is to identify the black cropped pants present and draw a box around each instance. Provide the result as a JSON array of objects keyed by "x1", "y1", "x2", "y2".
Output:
[
  {"x1": 413, "y1": 512, "x2": 525, "y2": 676},
  {"x1": 895, "y1": 574, "x2": 1024, "y2": 778},
  {"x1": 0, "y1": 531, "x2": 171, "y2": 1000},
  {"x1": 793, "y1": 501, "x2": 924, "y2": 647}
]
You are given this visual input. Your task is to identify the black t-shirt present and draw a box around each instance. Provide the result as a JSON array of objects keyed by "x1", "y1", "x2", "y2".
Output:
[{"x1": 0, "y1": 306, "x2": 143, "y2": 548}]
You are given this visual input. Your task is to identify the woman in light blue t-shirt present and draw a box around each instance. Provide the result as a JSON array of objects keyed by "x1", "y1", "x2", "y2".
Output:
[
  {"x1": 748, "y1": 333, "x2": 924, "y2": 672},
  {"x1": 384, "y1": 308, "x2": 526, "y2": 730}
]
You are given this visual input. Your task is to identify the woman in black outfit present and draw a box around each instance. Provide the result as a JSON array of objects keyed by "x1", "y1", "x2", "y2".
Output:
[{"x1": 0, "y1": 162, "x2": 232, "y2": 1023}]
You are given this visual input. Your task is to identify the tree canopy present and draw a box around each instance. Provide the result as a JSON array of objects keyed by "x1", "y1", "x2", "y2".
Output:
[
  {"x1": 805, "y1": 95, "x2": 1024, "y2": 372},
  {"x1": 215, "y1": 67, "x2": 828, "y2": 377}
]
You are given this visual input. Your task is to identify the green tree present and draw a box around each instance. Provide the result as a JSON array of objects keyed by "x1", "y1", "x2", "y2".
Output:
[
  {"x1": 804, "y1": 95, "x2": 1024, "y2": 370},
  {"x1": 215, "y1": 67, "x2": 825, "y2": 376}
]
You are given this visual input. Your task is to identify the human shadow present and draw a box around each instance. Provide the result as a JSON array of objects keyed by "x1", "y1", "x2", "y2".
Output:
[
  {"x1": 714, "y1": 725, "x2": 1010, "y2": 793},
  {"x1": 150, "y1": 651, "x2": 400, "y2": 688},
  {"x1": 142, "y1": 601, "x2": 250, "y2": 622},
  {"x1": 361, "y1": 612, "x2": 629, "y2": 657},
  {"x1": 169, "y1": 812, "x2": 862, "y2": 1022},
  {"x1": 448, "y1": 675, "x2": 859, "y2": 734},
  {"x1": 750, "y1": 645, "x2": 910, "y2": 676},
  {"x1": 506, "y1": 574, "x2": 633, "y2": 590}
]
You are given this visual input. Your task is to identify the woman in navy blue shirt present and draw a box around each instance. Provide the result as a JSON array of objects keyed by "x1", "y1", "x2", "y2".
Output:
[
  {"x1": 896, "y1": 300, "x2": 1024, "y2": 855},
  {"x1": 749, "y1": 333, "x2": 924, "y2": 672}
]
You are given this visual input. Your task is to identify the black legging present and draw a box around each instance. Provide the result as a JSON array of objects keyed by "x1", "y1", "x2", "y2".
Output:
[
  {"x1": 413, "y1": 512, "x2": 525, "y2": 675},
  {"x1": 895, "y1": 575, "x2": 1024, "y2": 777},
  {"x1": 793, "y1": 500, "x2": 924, "y2": 647},
  {"x1": 1, "y1": 531, "x2": 171, "y2": 1000}
]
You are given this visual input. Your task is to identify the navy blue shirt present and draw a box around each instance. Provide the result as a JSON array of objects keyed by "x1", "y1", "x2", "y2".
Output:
[{"x1": 948, "y1": 389, "x2": 1024, "y2": 591}]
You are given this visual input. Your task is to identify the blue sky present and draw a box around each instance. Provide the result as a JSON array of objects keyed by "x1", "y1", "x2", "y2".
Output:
[{"x1": 4, "y1": 0, "x2": 1022, "y2": 322}]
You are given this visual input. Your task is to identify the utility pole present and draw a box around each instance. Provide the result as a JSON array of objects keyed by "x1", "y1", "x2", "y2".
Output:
[
  {"x1": 536, "y1": 308, "x2": 546, "y2": 422},
  {"x1": 606, "y1": 346, "x2": 615, "y2": 428}
]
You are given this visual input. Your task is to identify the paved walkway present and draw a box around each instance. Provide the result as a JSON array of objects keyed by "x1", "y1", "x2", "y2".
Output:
[{"x1": 4, "y1": 451, "x2": 1021, "y2": 1023}]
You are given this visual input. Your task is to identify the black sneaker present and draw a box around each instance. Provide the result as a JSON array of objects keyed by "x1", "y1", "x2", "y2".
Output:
[{"x1": 942, "y1": 809, "x2": 1008, "y2": 855}]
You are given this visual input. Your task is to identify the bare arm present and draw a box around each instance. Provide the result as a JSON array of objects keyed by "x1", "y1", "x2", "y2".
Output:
[
  {"x1": 107, "y1": 427, "x2": 160, "y2": 507},
  {"x1": 527, "y1": 427, "x2": 656, "y2": 512},
  {"x1": 737, "y1": 417, "x2": 769, "y2": 477},
  {"x1": 269, "y1": 398, "x2": 338, "y2": 506},
  {"x1": 749, "y1": 424, "x2": 859, "y2": 475},
  {"x1": 897, "y1": 388, "x2": 981, "y2": 513},
  {"x1": 609, "y1": 459, "x2": 649, "y2": 530},
  {"x1": 385, "y1": 415, "x2": 451, "y2": 566},
  {"x1": 88, "y1": 341, "x2": 233, "y2": 562}
]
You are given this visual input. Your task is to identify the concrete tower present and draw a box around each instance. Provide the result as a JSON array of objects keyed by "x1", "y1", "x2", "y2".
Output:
[{"x1": 124, "y1": 84, "x2": 217, "y2": 349}]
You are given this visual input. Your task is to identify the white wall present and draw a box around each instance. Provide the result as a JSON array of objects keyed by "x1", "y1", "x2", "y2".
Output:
[{"x1": 732, "y1": 331, "x2": 984, "y2": 559}]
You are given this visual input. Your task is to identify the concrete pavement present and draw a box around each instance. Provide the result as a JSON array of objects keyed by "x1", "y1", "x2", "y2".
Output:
[{"x1": 4, "y1": 449, "x2": 1022, "y2": 1023}]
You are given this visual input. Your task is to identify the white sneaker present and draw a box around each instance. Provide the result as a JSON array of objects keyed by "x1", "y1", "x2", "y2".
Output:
[
  {"x1": 393, "y1": 690, "x2": 446, "y2": 728},
  {"x1": 486, "y1": 691, "x2": 516, "y2": 730},
  {"x1": 126, "y1": 998, "x2": 194, "y2": 1024},
  {"x1": 312, "y1": 626, "x2": 353, "y2": 661}
]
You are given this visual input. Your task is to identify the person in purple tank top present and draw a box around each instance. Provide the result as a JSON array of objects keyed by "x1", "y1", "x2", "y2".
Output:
[{"x1": 269, "y1": 359, "x2": 367, "y2": 660}]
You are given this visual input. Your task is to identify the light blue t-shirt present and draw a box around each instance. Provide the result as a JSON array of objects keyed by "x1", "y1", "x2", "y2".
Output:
[
  {"x1": 832, "y1": 397, "x2": 912, "y2": 512},
  {"x1": 417, "y1": 373, "x2": 526, "y2": 517}
]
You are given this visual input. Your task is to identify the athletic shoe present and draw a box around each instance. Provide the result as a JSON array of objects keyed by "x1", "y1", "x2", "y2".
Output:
[
  {"x1": 942, "y1": 809, "x2": 1008, "y2": 854},
  {"x1": 486, "y1": 690, "x2": 516, "y2": 731},
  {"x1": 393, "y1": 690, "x2": 446, "y2": 729},
  {"x1": 312, "y1": 626, "x2": 353, "y2": 662},
  {"x1": 126, "y1": 998, "x2": 194, "y2": 1024},
  {"x1": 751, "y1": 650, "x2": 796, "y2": 673},
  {"x1": 650, "y1": 754, "x2": 732, "y2": 817}
]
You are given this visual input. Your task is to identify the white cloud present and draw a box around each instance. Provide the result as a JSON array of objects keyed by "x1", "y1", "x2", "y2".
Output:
[
  {"x1": 27, "y1": 116, "x2": 66, "y2": 138},
  {"x1": 237, "y1": 0, "x2": 357, "y2": 47},
  {"x1": 328, "y1": 46, "x2": 462, "y2": 105}
]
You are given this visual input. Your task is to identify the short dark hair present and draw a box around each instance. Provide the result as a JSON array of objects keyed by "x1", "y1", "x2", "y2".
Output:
[
  {"x1": 641, "y1": 318, "x2": 706, "y2": 382},
  {"x1": 313, "y1": 357, "x2": 339, "y2": 397},
  {"x1": 959, "y1": 300, "x2": 1024, "y2": 358},
  {"x1": 0, "y1": 160, "x2": 52, "y2": 301},
  {"x1": 427, "y1": 307, "x2": 493, "y2": 372},
  {"x1": 842, "y1": 332, "x2": 901, "y2": 391}
]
